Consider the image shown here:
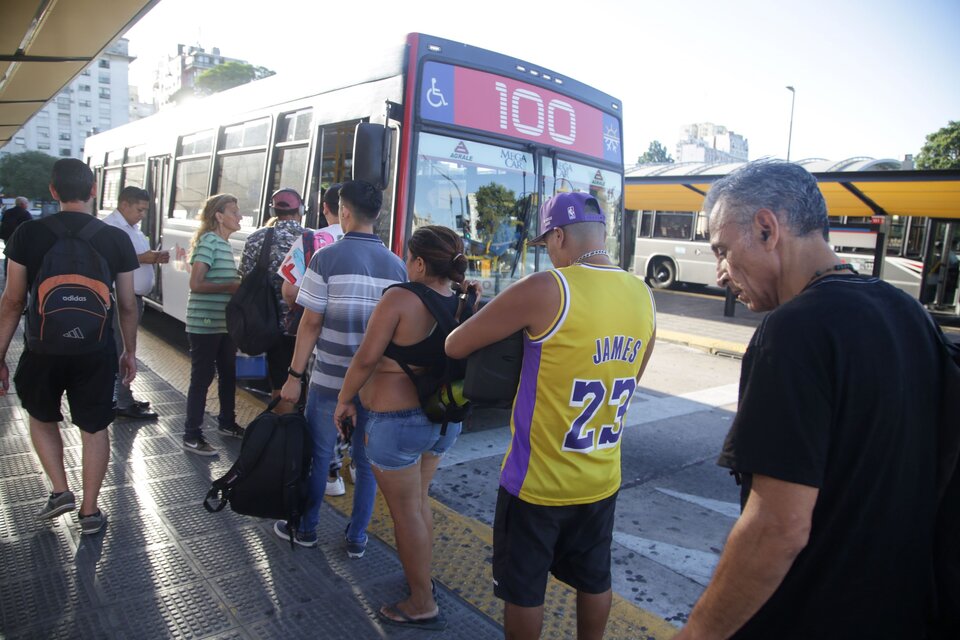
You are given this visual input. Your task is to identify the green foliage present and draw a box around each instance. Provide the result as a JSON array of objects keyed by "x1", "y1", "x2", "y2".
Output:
[
  {"x1": 195, "y1": 62, "x2": 275, "y2": 95},
  {"x1": 474, "y1": 183, "x2": 516, "y2": 239},
  {"x1": 638, "y1": 140, "x2": 674, "y2": 165},
  {"x1": 0, "y1": 151, "x2": 58, "y2": 201},
  {"x1": 916, "y1": 120, "x2": 960, "y2": 170}
]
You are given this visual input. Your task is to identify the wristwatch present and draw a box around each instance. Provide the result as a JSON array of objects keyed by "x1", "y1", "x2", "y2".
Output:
[{"x1": 287, "y1": 367, "x2": 305, "y2": 379}]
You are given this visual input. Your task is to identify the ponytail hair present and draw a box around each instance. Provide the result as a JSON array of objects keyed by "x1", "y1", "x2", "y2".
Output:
[
  {"x1": 407, "y1": 225, "x2": 467, "y2": 285},
  {"x1": 191, "y1": 193, "x2": 237, "y2": 253}
]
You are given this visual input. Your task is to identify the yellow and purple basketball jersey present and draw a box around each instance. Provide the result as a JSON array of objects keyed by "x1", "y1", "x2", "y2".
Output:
[{"x1": 501, "y1": 263, "x2": 656, "y2": 506}]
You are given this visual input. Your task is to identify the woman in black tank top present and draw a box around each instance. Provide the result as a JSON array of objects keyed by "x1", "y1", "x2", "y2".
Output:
[{"x1": 334, "y1": 226, "x2": 477, "y2": 629}]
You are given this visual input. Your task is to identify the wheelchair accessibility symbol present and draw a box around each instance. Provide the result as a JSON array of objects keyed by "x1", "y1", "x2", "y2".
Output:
[{"x1": 426, "y1": 77, "x2": 448, "y2": 108}]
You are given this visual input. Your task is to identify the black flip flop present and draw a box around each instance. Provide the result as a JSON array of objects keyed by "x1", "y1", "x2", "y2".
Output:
[{"x1": 377, "y1": 603, "x2": 447, "y2": 631}]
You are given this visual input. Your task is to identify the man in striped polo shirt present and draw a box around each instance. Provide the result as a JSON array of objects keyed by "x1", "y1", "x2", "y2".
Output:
[{"x1": 276, "y1": 180, "x2": 406, "y2": 553}]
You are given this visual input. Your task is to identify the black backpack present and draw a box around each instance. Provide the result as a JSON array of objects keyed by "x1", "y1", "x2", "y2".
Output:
[
  {"x1": 463, "y1": 328, "x2": 523, "y2": 408},
  {"x1": 26, "y1": 217, "x2": 114, "y2": 355},
  {"x1": 388, "y1": 282, "x2": 476, "y2": 433},
  {"x1": 204, "y1": 397, "x2": 313, "y2": 548},
  {"x1": 227, "y1": 227, "x2": 282, "y2": 355}
]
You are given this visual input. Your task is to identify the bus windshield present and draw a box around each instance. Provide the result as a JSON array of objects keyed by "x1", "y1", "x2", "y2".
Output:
[{"x1": 413, "y1": 132, "x2": 534, "y2": 294}]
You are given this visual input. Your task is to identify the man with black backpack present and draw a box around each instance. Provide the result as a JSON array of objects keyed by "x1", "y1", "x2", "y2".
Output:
[
  {"x1": 0, "y1": 159, "x2": 140, "y2": 536},
  {"x1": 238, "y1": 188, "x2": 306, "y2": 414}
]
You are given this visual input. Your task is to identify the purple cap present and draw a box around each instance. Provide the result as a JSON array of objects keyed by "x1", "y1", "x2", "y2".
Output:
[
  {"x1": 270, "y1": 189, "x2": 303, "y2": 213},
  {"x1": 532, "y1": 192, "x2": 605, "y2": 244}
]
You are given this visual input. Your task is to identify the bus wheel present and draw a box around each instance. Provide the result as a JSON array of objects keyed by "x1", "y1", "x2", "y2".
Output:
[{"x1": 648, "y1": 258, "x2": 676, "y2": 289}]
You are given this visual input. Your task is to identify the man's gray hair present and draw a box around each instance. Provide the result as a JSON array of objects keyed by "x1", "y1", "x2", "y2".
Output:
[
  {"x1": 15, "y1": 196, "x2": 29, "y2": 208},
  {"x1": 703, "y1": 161, "x2": 829, "y2": 240}
]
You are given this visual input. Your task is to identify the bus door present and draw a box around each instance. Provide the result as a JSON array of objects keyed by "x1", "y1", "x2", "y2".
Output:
[
  {"x1": 146, "y1": 155, "x2": 170, "y2": 304},
  {"x1": 306, "y1": 121, "x2": 360, "y2": 230},
  {"x1": 921, "y1": 220, "x2": 959, "y2": 312}
]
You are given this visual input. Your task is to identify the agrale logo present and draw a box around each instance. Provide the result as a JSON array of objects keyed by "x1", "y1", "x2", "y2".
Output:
[{"x1": 450, "y1": 141, "x2": 472, "y2": 162}]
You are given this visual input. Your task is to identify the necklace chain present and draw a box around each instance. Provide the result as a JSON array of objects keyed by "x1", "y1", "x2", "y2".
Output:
[
  {"x1": 574, "y1": 249, "x2": 610, "y2": 265},
  {"x1": 809, "y1": 263, "x2": 857, "y2": 285}
]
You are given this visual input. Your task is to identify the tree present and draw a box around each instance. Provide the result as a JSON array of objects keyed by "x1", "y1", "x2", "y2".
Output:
[
  {"x1": 0, "y1": 151, "x2": 58, "y2": 201},
  {"x1": 473, "y1": 182, "x2": 516, "y2": 240},
  {"x1": 195, "y1": 61, "x2": 275, "y2": 95},
  {"x1": 916, "y1": 120, "x2": 960, "y2": 170},
  {"x1": 638, "y1": 140, "x2": 674, "y2": 164}
]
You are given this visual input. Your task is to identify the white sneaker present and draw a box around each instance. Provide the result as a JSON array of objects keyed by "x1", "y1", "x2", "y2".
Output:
[{"x1": 325, "y1": 476, "x2": 345, "y2": 496}]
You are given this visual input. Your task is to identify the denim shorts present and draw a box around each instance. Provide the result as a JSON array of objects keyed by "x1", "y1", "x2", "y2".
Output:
[{"x1": 364, "y1": 407, "x2": 462, "y2": 471}]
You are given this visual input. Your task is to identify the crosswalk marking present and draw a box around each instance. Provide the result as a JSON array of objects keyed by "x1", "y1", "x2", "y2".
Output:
[
  {"x1": 655, "y1": 488, "x2": 741, "y2": 519},
  {"x1": 613, "y1": 532, "x2": 720, "y2": 587}
]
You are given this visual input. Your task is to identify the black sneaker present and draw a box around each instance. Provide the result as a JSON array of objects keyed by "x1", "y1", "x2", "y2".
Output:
[
  {"x1": 79, "y1": 509, "x2": 107, "y2": 535},
  {"x1": 36, "y1": 490, "x2": 76, "y2": 520},
  {"x1": 344, "y1": 524, "x2": 366, "y2": 559},
  {"x1": 217, "y1": 423, "x2": 245, "y2": 439},
  {"x1": 182, "y1": 437, "x2": 217, "y2": 456},
  {"x1": 273, "y1": 520, "x2": 318, "y2": 548}
]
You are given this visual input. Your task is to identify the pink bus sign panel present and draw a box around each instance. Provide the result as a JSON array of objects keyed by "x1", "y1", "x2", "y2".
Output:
[{"x1": 419, "y1": 61, "x2": 621, "y2": 165}]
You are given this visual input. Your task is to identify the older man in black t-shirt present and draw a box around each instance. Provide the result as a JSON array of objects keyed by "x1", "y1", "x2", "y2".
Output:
[
  {"x1": 0, "y1": 159, "x2": 139, "y2": 536},
  {"x1": 674, "y1": 161, "x2": 947, "y2": 640}
]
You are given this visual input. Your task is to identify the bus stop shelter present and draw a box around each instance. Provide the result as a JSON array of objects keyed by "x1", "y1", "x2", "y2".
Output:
[
  {"x1": 1, "y1": 0, "x2": 158, "y2": 148},
  {"x1": 625, "y1": 162, "x2": 960, "y2": 314}
]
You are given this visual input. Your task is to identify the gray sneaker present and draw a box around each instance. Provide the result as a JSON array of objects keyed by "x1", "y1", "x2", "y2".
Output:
[
  {"x1": 182, "y1": 437, "x2": 217, "y2": 456},
  {"x1": 37, "y1": 490, "x2": 76, "y2": 520},
  {"x1": 79, "y1": 509, "x2": 107, "y2": 535}
]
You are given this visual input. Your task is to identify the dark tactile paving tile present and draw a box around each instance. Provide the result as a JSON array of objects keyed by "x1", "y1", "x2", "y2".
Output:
[
  {"x1": 0, "y1": 473, "x2": 48, "y2": 504},
  {"x1": 0, "y1": 452, "x2": 41, "y2": 477},
  {"x1": 0, "y1": 567, "x2": 94, "y2": 632},
  {"x1": 209, "y1": 562, "x2": 343, "y2": 624},
  {"x1": 0, "y1": 527, "x2": 73, "y2": 580},
  {"x1": 62, "y1": 446, "x2": 83, "y2": 470},
  {"x1": 0, "y1": 501, "x2": 68, "y2": 540},
  {"x1": 245, "y1": 593, "x2": 382, "y2": 639},
  {"x1": 104, "y1": 581, "x2": 235, "y2": 639},
  {"x1": 92, "y1": 544, "x2": 203, "y2": 602},
  {"x1": 0, "y1": 435, "x2": 33, "y2": 455},
  {"x1": 161, "y1": 501, "x2": 254, "y2": 539},
  {"x1": 90, "y1": 484, "x2": 143, "y2": 516},
  {"x1": 134, "y1": 452, "x2": 201, "y2": 480},
  {"x1": 94, "y1": 509, "x2": 173, "y2": 558},
  {"x1": 144, "y1": 476, "x2": 212, "y2": 509},
  {"x1": 0, "y1": 406, "x2": 24, "y2": 423},
  {"x1": 181, "y1": 526, "x2": 298, "y2": 579},
  {"x1": 0, "y1": 420, "x2": 28, "y2": 437},
  {"x1": 3, "y1": 610, "x2": 110, "y2": 640}
]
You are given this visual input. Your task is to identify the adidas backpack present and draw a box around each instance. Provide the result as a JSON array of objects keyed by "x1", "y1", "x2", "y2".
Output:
[
  {"x1": 26, "y1": 217, "x2": 114, "y2": 355},
  {"x1": 226, "y1": 227, "x2": 282, "y2": 355},
  {"x1": 387, "y1": 281, "x2": 477, "y2": 433}
]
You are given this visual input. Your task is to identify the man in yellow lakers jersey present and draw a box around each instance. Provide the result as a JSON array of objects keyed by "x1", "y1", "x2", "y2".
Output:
[{"x1": 447, "y1": 192, "x2": 656, "y2": 640}]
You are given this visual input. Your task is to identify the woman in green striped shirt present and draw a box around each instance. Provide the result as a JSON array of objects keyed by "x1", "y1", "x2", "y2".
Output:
[{"x1": 182, "y1": 194, "x2": 243, "y2": 456}]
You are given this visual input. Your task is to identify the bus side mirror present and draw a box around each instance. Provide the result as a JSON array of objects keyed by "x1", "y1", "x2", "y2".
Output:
[{"x1": 353, "y1": 122, "x2": 389, "y2": 190}]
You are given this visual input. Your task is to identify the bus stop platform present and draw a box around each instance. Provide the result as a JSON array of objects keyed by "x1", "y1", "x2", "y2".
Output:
[{"x1": 0, "y1": 305, "x2": 677, "y2": 639}]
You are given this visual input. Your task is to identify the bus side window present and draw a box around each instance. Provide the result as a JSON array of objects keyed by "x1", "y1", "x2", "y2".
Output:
[{"x1": 694, "y1": 211, "x2": 710, "y2": 241}]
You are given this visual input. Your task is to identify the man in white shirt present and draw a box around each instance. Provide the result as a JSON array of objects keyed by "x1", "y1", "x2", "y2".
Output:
[{"x1": 104, "y1": 186, "x2": 169, "y2": 419}]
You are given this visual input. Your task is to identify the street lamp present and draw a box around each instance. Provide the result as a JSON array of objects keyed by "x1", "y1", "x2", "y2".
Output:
[{"x1": 786, "y1": 86, "x2": 796, "y2": 162}]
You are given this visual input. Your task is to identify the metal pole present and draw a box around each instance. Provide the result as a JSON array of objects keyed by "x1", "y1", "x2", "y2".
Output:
[{"x1": 786, "y1": 86, "x2": 796, "y2": 162}]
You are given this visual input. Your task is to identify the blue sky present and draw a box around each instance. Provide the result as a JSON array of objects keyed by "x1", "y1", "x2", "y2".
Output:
[{"x1": 125, "y1": 0, "x2": 960, "y2": 165}]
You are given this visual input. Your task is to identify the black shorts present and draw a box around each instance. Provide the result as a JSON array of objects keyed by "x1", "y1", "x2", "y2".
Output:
[
  {"x1": 265, "y1": 335, "x2": 296, "y2": 389},
  {"x1": 492, "y1": 486, "x2": 617, "y2": 607},
  {"x1": 14, "y1": 347, "x2": 118, "y2": 433}
]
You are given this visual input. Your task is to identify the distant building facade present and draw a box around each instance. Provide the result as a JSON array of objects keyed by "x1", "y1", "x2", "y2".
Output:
[
  {"x1": 676, "y1": 122, "x2": 749, "y2": 164},
  {"x1": 152, "y1": 44, "x2": 254, "y2": 109},
  {"x1": 1, "y1": 39, "x2": 134, "y2": 160}
]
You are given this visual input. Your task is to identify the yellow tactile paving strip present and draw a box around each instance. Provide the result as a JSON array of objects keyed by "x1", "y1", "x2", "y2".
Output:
[{"x1": 139, "y1": 330, "x2": 678, "y2": 640}]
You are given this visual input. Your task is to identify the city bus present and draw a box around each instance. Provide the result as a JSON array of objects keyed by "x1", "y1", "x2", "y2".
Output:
[
  {"x1": 83, "y1": 33, "x2": 625, "y2": 323},
  {"x1": 632, "y1": 209, "x2": 959, "y2": 311}
]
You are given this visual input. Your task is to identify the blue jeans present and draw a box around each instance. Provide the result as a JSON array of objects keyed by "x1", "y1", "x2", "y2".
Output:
[
  {"x1": 365, "y1": 407, "x2": 461, "y2": 471},
  {"x1": 300, "y1": 387, "x2": 375, "y2": 544}
]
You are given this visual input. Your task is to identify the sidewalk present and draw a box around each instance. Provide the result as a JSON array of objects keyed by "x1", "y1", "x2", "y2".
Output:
[{"x1": 653, "y1": 289, "x2": 764, "y2": 357}]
